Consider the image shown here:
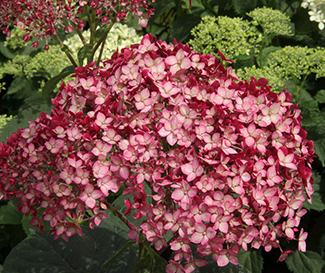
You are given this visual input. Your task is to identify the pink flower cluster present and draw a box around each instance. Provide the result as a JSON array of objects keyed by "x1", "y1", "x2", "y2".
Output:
[
  {"x1": 0, "y1": 34, "x2": 315, "y2": 272},
  {"x1": 0, "y1": 0, "x2": 154, "y2": 47}
]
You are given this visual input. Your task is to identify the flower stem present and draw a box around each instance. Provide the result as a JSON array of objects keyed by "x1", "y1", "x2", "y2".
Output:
[
  {"x1": 72, "y1": 21, "x2": 87, "y2": 46},
  {"x1": 104, "y1": 201, "x2": 131, "y2": 228},
  {"x1": 52, "y1": 34, "x2": 78, "y2": 67}
]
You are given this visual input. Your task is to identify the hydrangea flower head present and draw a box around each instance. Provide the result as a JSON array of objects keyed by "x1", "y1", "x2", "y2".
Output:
[{"x1": 0, "y1": 34, "x2": 315, "y2": 271}]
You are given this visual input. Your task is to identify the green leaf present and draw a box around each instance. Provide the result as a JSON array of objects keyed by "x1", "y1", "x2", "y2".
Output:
[
  {"x1": 314, "y1": 138, "x2": 325, "y2": 167},
  {"x1": 169, "y1": 13, "x2": 202, "y2": 43},
  {"x1": 0, "y1": 40, "x2": 15, "y2": 59},
  {"x1": 0, "y1": 93, "x2": 52, "y2": 143},
  {"x1": 7, "y1": 76, "x2": 31, "y2": 96},
  {"x1": 285, "y1": 250, "x2": 325, "y2": 273},
  {"x1": 3, "y1": 227, "x2": 137, "y2": 273},
  {"x1": 315, "y1": 90, "x2": 325, "y2": 104},
  {"x1": 132, "y1": 250, "x2": 167, "y2": 273},
  {"x1": 303, "y1": 171, "x2": 325, "y2": 211},
  {"x1": 258, "y1": 46, "x2": 281, "y2": 67},
  {"x1": 0, "y1": 200, "x2": 24, "y2": 225},
  {"x1": 41, "y1": 66, "x2": 75, "y2": 97},
  {"x1": 78, "y1": 44, "x2": 93, "y2": 66},
  {"x1": 233, "y1": 0, "x2": 257, "y2": 16},
  {"x1": 236, "y1": 248, "x2": 263, "y2": 273}
]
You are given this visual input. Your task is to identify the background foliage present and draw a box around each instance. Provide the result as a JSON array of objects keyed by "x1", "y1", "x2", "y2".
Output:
[{"x1": 1, "y1": 0, "x2": 325, "y2": 272}]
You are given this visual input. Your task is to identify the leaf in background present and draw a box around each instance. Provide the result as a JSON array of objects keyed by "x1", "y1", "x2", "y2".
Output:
[
  {"x1": 145, "y1": 0, "x2": 176, "y2": 38},
  {"x1": 0, "y1": 200, "x2": 24, "y2": 225},
  {"x1": 98, "y1": 209, "x2": 130, "y2": 236},
  {"x1": 303, "y1": 171, "x2": 325, "y2": 211},
  {"x1": 313, "y1": 138, "x2": 325, "y2": 167},
  {"x1": 3, "y1": 227, "x2": 137, "y2": 273},
  {"x1": 41, "y1": 66, "x2": 75, "y2": 97},
  {"x1": 169, "y1": 13, "x2": 202, "y2": 43},
  {"x1": 315, "y1": 90, "x2": 325, "y2": 104},
  {"x1": 0, "y1": 40, "x2": 15, "y2": 59},
  {"x1": 132, "y1": 250, "x2": 167, "y2": 273},
  {"x1": 285, "y1": 250, "x2": 325, "y2": 273},
  {"x1": 233, "y1": 0, "x2": 257, "y2": 16},
  {"x1": 236, "y1": 248, "x2": 263, "y2": 273},
  {"x1": 7, "y1": 76, "x2": 34, "y2": 100},
  {"x1": 0, "y1": 93, "x2": 52, "y2": 143},
  {"x1": 257, "y1": 46, "x2": 281, "y2": 68}
]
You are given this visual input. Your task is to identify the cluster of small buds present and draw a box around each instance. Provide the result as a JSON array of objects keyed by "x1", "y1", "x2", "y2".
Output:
[
  {"x1": 0, "y1": 34, "x2": 315, "y2": 272},
  {"x1": 0, "y1": 0, "x2": 154, "y2": 48}
]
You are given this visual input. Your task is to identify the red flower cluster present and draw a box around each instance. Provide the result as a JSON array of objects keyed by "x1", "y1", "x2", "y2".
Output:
[
  {"x1": 0, "y1": 0, "x2": 154, "y2": 45},
  {"x1": 0, "y1": 34, "x2": 315, "y2": 272}
]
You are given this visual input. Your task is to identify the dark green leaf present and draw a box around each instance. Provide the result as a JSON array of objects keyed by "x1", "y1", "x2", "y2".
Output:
[
  {"x1": 132, "y1": 250, "x2": 167, "y2": 273},
  {"x1": 0, "y1": 93, "x2": 52, "y2": 143},
  {"x1": 0, "y1": 41, "x2": 15, "y2": 59},
  {"x1": 314, "y1": 138, "x2": 325, "y2": 167},
  {"x1": 3, "y1": 227, "x2": 137, "y2": 273},
  {"x1": 299, "y1": 88, "x2": 315, "y2": 103},
  {"x1": 169, "y1": 13, "x2": 202, "y2": 43},
  {"x1": 303, "y1": 171, "x2": 325, "y2": 210},
  {"x1": 236, "y1": 248, "x2": 263, "y2": 273},
  {"x1": 259, "y1": 46, "x2": 281, "y2": 67},
  {"x1": 315, "y1": 90, "x2": 325, "y2": 104},
  {"x1": 7, "y1": 76, "x2": 31, "y2": 97},
  {"x1": 285, "y1": 250, "x2": 325, "y2": 273},
  {"x1": 190, "y1": 0, "x2": 205, "y2": 9},
  {"x1": 0, "y1": 200, "x2": 23, "y2": 225},
  {"x1": 233, "y1": 0, "x2": 257, "y2": 16},
  {"x1": 132, "y1": 254, "x2": 152, "y2": 273},
  {"x1": 41, "y1": 66, "x2": 75, "y2": 97},
  {"x1": 78, "y1": 44, "x2": 93, "y2": 66}
]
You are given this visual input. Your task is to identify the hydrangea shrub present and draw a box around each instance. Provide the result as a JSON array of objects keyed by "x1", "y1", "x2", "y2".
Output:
[{"x1": 0, "y1": 34, "x2": 315, "y2": 272}]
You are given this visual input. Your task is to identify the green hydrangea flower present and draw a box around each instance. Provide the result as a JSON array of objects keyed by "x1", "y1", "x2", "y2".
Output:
[
  {"x1": 188, "y1": 16, "x2": 262, "y2": 61},
  {"x1": 4, "y1": 25, "x2": 27, "y2": 50},
  {"x1": 235, "y1": 65, "x2": 286, "y2": 93},
  {"x1": 247, "y1": 7, "x2": 293, "y2": 37},
  {"x1": 267, "y1": 46, "x2": 325, "y2": 80}
]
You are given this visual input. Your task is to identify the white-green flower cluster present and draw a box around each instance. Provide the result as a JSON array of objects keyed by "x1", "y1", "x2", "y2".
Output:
[
  {"x1": 302, "y1": 0, "x2": 325, "y2": 30},
  {"x1": 188, "y1": 15, "x2": 262, "y2": 61},
  {"x1": 188, "y1": 7, "x2": 293, "y2": 63},
  {"x1": 247, "y1": 7, "x2": 293, "y2": 37}
]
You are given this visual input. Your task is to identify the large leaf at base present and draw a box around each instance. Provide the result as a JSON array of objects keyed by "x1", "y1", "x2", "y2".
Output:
[
  {"x1": 285, "y1": 250, "x2": 325, "y2": 273},
  {"x1": 42, "y1": 66, "x2": 75, "y2": 97},
  {"x1": 0, "y1": 200, "x2": 24, "y2": 225},
  {"x1": 3, "y1": 227, "x2": 137, "y2": 273}
]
